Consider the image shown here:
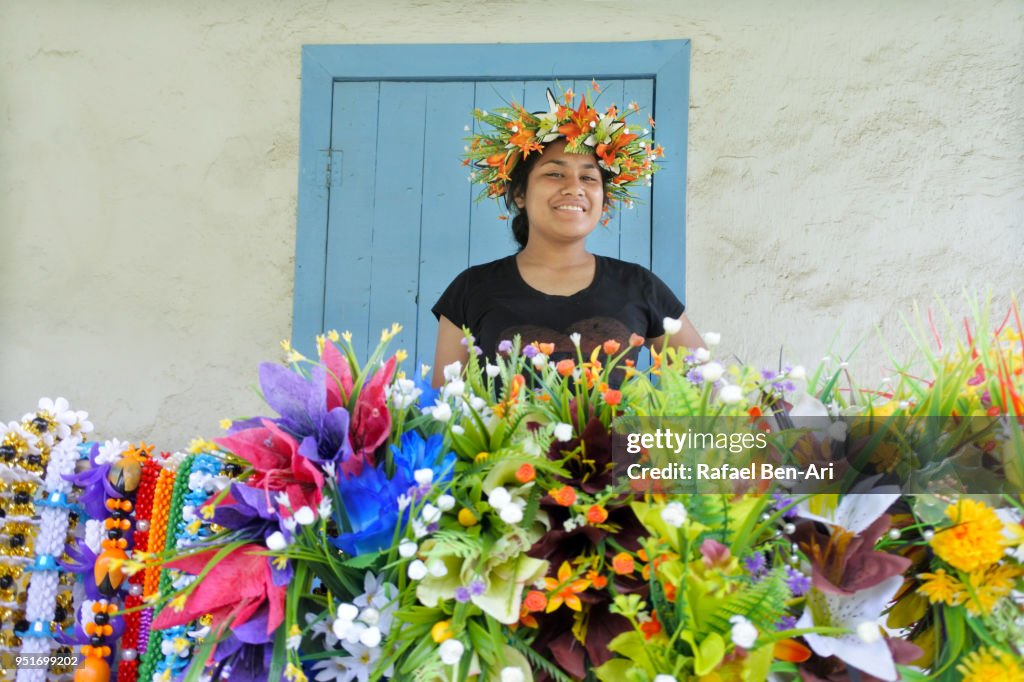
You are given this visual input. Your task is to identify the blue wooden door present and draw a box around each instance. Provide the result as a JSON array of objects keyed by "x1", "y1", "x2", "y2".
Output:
[{"x1": 293, "y1": 42, "x2": 690, "y2": 367}]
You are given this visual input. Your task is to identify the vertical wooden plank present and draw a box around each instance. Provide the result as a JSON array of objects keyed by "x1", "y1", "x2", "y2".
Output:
[
  {"x1": 651, "y1": 44, "x2": 690, "y2": 302},
  {"x1": 366, "y1": 82, "x2": 428, "y2": 360},
  {"x1": 323, "y1": 81, "x2": 380, "y2": 356},
  {"x1": 618, "y1": 78, "x2": 655, "y2": 269},
  {"x1": 292, "y1": 50, "x2": 334, "y2": 356},
  {"x1": 468, "y1": 81, "x2": 525, "y2": 265},
  {"x1": 416, "y1": 82, "x2": 476, "y2": 368}
]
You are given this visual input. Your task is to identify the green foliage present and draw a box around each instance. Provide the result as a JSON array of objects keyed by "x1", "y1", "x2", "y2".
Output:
[{"x1": 702, "y1": 570, "x2": 790, "y2": 638}]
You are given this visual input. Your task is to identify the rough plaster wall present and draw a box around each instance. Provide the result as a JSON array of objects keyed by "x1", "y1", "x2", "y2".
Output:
[{"x1": 1, "y1": 0, "x2": 1021, "y2": 445}]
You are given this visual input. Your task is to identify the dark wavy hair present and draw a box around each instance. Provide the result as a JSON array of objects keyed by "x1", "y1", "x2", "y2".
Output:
[{"x1": 504, "y1": 150, "x2": 613, "y2": 251}]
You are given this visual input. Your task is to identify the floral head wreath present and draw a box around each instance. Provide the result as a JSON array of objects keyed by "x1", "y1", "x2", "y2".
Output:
[{"x1": 463, "y1": 81, "x2": 664, "y2": 209}]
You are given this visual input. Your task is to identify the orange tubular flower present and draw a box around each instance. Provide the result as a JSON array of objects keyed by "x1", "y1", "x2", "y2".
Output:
[
  {"x1": 556, "y1": 359, "x2": 576, "y2": 377},
  {"x1": 586, "y1": 569, "x2": 608, "y2": 589},
  {"x1": 586, "y1": 505, "x2": 608, "y2": 524},
  {"x1": 524, "y1": 589, "x2": 547, "y2": 612},
  {"x1": 515, "y1": 463, "x2": 536, "y2": 483},
  {"x1": 602, "y1": 339, "x2": 621, "y2": 355},
  {"x1": 640, "y1": 611, "x2": 662, "y2": 639},
  {"x1": 629, "y1": 333, "x2": 645, "y2": 347},
  {"x1": 550, "y1": 485, "x2": 577, "y2": 507},
  {"x1": 603, "y1": 389, "x2": 622, "y2": 406},
  {"x1": 538, "y1": 342, "x2": 555, "y2": 356},
  {"x1": 544, "y1": 561, "x2": 590, "y2": 612},
  {"x1": 612, "y1": 552, "x2": 635, "y2": 575}
]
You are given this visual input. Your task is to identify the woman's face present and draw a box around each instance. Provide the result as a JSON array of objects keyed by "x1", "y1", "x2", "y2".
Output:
[{"x1": 514, "y1": 139, "x2": 604, "y2": 245}]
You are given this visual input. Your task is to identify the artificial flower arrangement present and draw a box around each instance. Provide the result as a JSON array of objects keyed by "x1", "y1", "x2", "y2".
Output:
[
  {"x1": 4, "y1": 301, "x2": 1023, "y2": 681},
  {"x1": 124, "y1": 298, "x2": 1024, "y2": 682}
]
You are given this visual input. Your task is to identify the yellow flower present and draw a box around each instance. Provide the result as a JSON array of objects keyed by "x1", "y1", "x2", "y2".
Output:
[
  {"x1": 121, "y1": 558, "x2": 147, "y2": 578},
  {"x1": 200, "y1": 504, "x2": 216, "y2": 520},
  {"x1": 962, "y1": 563, "x2": 1021, "y2": 615},
  {"x1": 395, "y1": 349, "x2": 408, "y2": 363},
  {"x1": 381, "y1": 323, "x2": 403, "y2": 343},
  {"x1": 957, "y1": 646, "x2": 1024, "y2": 682},
  {"x1": 287, "y1": 349, "x2": 307, "y2": 364},
  {"x1": 219, "y1": 418, "x2": 233, "y2": 430},
  {"x1": 284, "y1": 662, "x2": 307, "y2": 682},
  {"x1": 930, "y1": 499, "x2": 1006, "y2": 572},
  {"x1": 431, "y1": 619, "x2": 454, "y2": 643},
  {"x1": 170, "y1": 594, "x2": 188, "y2": 612},
  {"x1": 342, "y1": 330, "x2": 352, "y2": 343},
  {"x1": 327, "y1": 329, "x2": 340, "y2": 342},
  {"x1": 457, "y1": 508, "x2": 478, "y2": 527},
  {"x1": 316, "y1": 334, "x2": 326, "y2": 356},
  {"x1": 916, "y1": 569, "x2": 964, "y2": 606}
]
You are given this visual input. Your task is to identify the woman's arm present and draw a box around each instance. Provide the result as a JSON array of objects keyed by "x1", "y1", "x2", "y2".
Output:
[
  {"x1": 648, "y1": 313, "x2": 706, "y2": 351},
  {"x1": 432, "y1": 315, "x2": 470, "y2": 388}
]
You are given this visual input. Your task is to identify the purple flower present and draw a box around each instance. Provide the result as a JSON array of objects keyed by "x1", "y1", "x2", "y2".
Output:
[
  {"x1": 779, "y1": 380, "x2": 796, "y2": 393},
  {"x1": 776, "y1": 615, "x2": 798, "y2": 631},
  {"x1": 523, "y1": 345, "x2": 538, "y2": 359},
  {"x1": 258, "y1": 364, "x2": 354, "y2": 465},
  {"x1": 460, "y1": 335, "x2": 476, "y2": 346},
  {"x1": 498, "y1": 339, "x2": 513, "y2": 353},
  {"x1": 686, "y1": 369, "x2": 704, "y2": 385},
  {"x1": 761, "y1": 369, "x2": 778, "y2": 382},
  {"x1": 454, "y1": 587, "x2": 472, "y2": 603},
  {"x1": 474, "y1": 346, "x2": 483, "y2": 356},
  {"x1": 683, "y1": 353, "x2": 696, "y2": 364},
  {"x1": 469, "y1": 579, "x2": 486, "y2": 596},
  {"x1": 772, "y1": 492, "x2": 798, "y2": 519},
  {"x1": 786, "y1": 566, "x2": 810, "y2": 597},
  {"x1": 743, "y1": 552, "x2": 767, "y2": 578}
]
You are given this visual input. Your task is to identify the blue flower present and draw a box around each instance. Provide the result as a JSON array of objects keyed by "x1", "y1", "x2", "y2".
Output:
[
  {"x1": 390, "y1": 431, "x2": 455, "y2": 491},
  {"x1": 331, "y1": 432, "x2": 454, "y2": 556}
]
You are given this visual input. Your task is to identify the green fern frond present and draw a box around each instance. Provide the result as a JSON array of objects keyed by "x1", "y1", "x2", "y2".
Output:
[
  {"x1": 703, "y1": 570, "x2": 790, "y2": 636},
  {"x1": 427, "y1": 529, "x2": 480, "y2": 559},
  {"x1": 508, "y1": 636, "x2": 575, "y2": 682}
]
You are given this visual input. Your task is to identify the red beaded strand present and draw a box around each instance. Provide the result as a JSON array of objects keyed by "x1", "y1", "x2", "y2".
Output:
[{"x1": 116, "y1": 456, "x2": 162, "y2": 682}]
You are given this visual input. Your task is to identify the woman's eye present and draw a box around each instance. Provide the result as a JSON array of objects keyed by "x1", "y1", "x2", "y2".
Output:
[
  {"x1": 582, "y1": 176, "x2": 598, "y2": 182},
  {"x1": 546, "y1": 172, "x2": 562, "y2": 178}
]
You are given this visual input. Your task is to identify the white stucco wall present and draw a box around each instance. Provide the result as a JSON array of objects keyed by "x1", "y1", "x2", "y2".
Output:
[{"x1": 2, "y1": 0, "x2": 1021, "y2": 445}]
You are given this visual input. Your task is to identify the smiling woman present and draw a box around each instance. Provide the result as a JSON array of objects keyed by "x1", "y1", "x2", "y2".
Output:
[{"x1": 431, "y1": 86, "x2": 703, "y2": 387}]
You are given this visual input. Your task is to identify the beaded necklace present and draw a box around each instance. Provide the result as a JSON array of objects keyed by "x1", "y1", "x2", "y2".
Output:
[
  {"x1": 16, "y1": 435, "x2": 83, "y2": 682},
  {"x1": 136, "y1": 454, "x2": 193, "y2": 682},
  {"x1": 1, "y1": 416, "x2": 45, "y2": 659},
  {"x1": 72, "y1": 441, "x2": 147, "y2": 682},
  {"x1": 116, "y1": 455, "x2": 163, "y2": 682}
]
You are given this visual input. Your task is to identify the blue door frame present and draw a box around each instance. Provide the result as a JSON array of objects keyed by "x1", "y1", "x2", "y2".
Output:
[{"x1": 293, "y1": 40, "x2": 691, "y2": 358}]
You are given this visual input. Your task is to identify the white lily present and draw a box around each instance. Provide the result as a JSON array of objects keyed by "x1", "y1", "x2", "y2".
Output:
[
  {"x1": 796, "y1": 574, "x2": 904, "y2": 681},
  {"x1": 797, "y1": 492, "x2": 900, "y2": 535}
]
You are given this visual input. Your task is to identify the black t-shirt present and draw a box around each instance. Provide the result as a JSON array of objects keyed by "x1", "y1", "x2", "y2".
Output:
[{"x1": 431, "y1": 254, "x2": 685, "y2": 365}]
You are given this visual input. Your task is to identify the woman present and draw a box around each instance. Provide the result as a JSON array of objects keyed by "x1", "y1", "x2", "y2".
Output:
[{"x1": 431, "y1": 87, "x2": 703, "y2": 387}]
